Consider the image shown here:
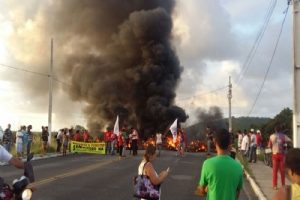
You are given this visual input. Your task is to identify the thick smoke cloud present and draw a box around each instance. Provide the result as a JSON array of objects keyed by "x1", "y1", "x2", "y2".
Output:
[
  {"x1": 196, "y1": 106, "x2": 226, "y2": 131},
  {"x1": 47, "y1": 0, "x2": 187, "y2": 136}
]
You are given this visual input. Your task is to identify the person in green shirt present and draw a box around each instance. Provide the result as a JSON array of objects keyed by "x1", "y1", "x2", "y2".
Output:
[{"x1": 196, "y1": 128, "x2": 243, "y2": 200}]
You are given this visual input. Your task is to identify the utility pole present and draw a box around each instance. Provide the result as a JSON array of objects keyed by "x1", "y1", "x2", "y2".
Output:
[
  {"x1": 48, "y1": 38, "x2": 53, "y2": 144},
  {"x1": 293, "y1": 0, "x2": 300, "y2": 147},
  {"x1": 228, "y1": 76, "x2": 232, "y2": 132}
]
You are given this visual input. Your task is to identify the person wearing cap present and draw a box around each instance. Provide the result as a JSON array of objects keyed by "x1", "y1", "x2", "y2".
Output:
[{"x1": 256, "y1": 130, "x2": 262, "y2": 150}]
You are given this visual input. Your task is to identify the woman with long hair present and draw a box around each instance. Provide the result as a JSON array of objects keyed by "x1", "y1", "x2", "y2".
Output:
[{"x1": 138, "y1": 144, "x2": 169, "y2": 200}]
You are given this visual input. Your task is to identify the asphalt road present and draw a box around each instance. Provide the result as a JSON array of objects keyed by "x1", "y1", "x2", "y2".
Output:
[{"x1": 0, "y1": 151, "x2": 258, "y2": 200}]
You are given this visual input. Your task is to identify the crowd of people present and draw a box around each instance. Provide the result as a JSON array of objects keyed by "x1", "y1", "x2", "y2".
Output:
[
  {"x1": 199, "y1": 125, "x2": 299, "y2": 199},
  {"x1": 1, "y1": 121, "x2": 300, "y2": 199},
  {"x1": 103, "y1": 126, "x2": 140, "y2": 159},
  {"x1": 1, "y1": 124, "x2": 33, "y2": 158}
]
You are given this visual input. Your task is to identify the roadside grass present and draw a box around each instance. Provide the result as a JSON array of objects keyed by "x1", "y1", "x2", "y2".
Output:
[
  {"x1": 8, "y1": 134, "x2": 57, "y2": 157},
  {"x1": 236, "y1": 152, "x2": 254, "y2": 178}
]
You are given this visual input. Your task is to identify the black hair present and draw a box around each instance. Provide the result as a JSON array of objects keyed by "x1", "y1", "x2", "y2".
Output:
[
  {"x1": 214, "y1": 129, "x2": 231, "y2": 150},
  {"x1": 285, "y1": 148, "x2": 300, "y2": 175}
]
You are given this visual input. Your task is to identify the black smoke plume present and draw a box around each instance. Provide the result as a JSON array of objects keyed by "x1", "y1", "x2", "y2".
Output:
[
  {"x1": 196, "y1": 106, "x2": 226, "y2": 131},
  {"x1": 49, "y1": 0, "x2": 187, "y2": 136}
]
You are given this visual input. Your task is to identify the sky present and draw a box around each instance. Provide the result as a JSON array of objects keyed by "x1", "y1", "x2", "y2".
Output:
[{"x1": 0, "y1": 0, "x2": 293, "y2": 131}]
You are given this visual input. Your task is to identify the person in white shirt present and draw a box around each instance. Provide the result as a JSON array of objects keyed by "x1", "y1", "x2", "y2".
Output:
[
  {"x1": 248, "y1": 129, "x2": 257, "y2": 163},
  {"x1": 241, "y1": 132, "x2": 249, "y2": 157},
  {"x1": 155, "y1": 132, "x2": 163, "y2": 157},
  {"x1": 0, "y1": 145, "x2": 24, "y2": 168},
  {"x1": 16, "y1": 126, "x2": 24, "y2": 158},
  {"x1": 237, "y1": 130, "x2": 243, "y2": 151}
]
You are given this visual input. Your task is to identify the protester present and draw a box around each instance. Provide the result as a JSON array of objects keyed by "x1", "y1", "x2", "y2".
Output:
[
  {"x1": 74, "y1": 130, "x2": 81, "y2": 141},
  {"x1": 56, "y1": 129, "x2": 63, "y2": 153},
  {"x1": 176, "y1": 129, "x2": 186, "y2": 157},
  {"x1": 62, "y1": 131, "x2": 69, "y2": 156},
  {"x1": 248, "y1": 129, "x2": 257, "y2": 163},
  {"x1": 131, "y1": 127, "x2": 139, "y2": 156},
  {"x1": 41, "y1": 126, "x2": 49, "y2": 156},
  {"x1": 22, "y1": 125, "x2": 29, "y2": 156},
  {"x1": 273, "y1": 148, "x2": 300, "y2": 200},
  {"x1": 180, "y1": 128, "x2": 187, "y2": 156},
  {"x1": 27, "y1": 125, "x2": 33, "y2": 155},
  {"x1": 118, "y1": 132, "x2": 125, "y2": 159},
  {"x1": 16, "y1": 126, "x2": 24, "y2": 158},
  {"x1": 155, "y1": 132, "x2": 163, "y2": 157},
  {"x1": 269, "y1": 125, "x2": 292, "y2": 190},
  {"x1": 121, "y1": 128, "x2": 129, "y2": 156},
  {"x1": 83, "y1": 130, "x2": 89, "y2": 142},
  {"x1": 196, "y1": 129, "x2": 243, "y2": 200},
  {"x1": 206, "y1": 126, "x2": 213, "y2": 156},
  {"x1": 2, "y1": 124, "x2": 13, "y2": 152},
  {"x1": 110, "y1": 131, "x2": 117, "y2": 155},
  {"x1": 256, "y1": 130, "x2": 262, "y2": 148},
  {"x1": 137, "y1": 144, "x2": 169, "y2": 200},
  {"x1": 237, "y1": 130, "x2": 243, "y2": 151},
  {"x1": 241, "y1": 131, "x2": 249, "y2": 157},
  {"x1": 104, "y1": 127, "x2": 112, "y2": 155}
]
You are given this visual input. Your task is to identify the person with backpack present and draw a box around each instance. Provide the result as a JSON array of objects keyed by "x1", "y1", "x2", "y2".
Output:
[
  {"x1": 273, "y1": 148, "x2": 300, "y2": 200},
  {"x1": 269, "y1": 125, "x2": 292, "y2": 190}
]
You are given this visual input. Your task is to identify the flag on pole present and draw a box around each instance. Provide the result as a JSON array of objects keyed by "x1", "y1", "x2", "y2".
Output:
[
  {"x1": 170, "y1": 119, "x2": 178, "y2": 143},
  {"x1": 113, "y1": 115, "x2": 119, "y2": 136}
]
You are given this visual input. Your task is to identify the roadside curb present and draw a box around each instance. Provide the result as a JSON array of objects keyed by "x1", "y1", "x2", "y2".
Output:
[
  {"x1": 0, "y1": 153, "x2": 66, "y2": 166},
  {"x1": 243, "y1": 166, "x2": 268, "y2": 200}
]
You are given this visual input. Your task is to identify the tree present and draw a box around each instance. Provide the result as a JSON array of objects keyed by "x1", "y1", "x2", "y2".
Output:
[{"x1": 261, "y1": 108, "x2": 293, "y2": 143}]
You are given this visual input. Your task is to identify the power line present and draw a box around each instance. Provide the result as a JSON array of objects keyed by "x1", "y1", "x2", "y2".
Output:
[
  {"x1": 0, "y1": 63, "x2": 49, "y2": 77},
  {"x1": 176, "y1": 85, "x2": 228, "y2": 102},
  {"x1": 236, "y1": 0, "x2": 277, "y2": 84},
  {"x1": 247, "y1": 4, "x2": 289, "y2": 116},
  {"x1": 0, "y1": 61, "x2": 75, "y2": 90}
]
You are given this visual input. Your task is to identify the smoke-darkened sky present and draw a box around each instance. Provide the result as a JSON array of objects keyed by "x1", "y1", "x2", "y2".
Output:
[{"x1": 0, "y1": 0, "x2": 292, "y2": 132}]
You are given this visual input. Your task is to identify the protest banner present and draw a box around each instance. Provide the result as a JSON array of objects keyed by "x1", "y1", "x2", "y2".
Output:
[{"x1": 70, "y1": 141, "x2": 106, "y2": 154}]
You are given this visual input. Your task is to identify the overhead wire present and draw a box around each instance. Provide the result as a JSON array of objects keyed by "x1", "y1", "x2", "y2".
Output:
[
  {"x1": 246, "y1": 4, "x2": 290, "y2": 116},
  {"x1": 235, "y1": 0, "x2": 277, "y2": 85},
  {"x1": 176, "y1": 85, "x2": 228, "y2": 102},
  {"x1": 0, "y1": 63, "x2": 49, "y2": 77}
]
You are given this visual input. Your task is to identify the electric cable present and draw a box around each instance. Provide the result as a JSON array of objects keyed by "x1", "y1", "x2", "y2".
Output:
[{"x1": 247, "y1": 4, "x2": 289, "y2": 116}]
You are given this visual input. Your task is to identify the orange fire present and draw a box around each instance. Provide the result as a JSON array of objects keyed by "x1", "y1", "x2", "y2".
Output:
[
  {"x1": 186, "y1": 140, "x2": 207, "y2": 152},
  {"x1": 143, "y1": 138, "x2": 156, "y2": 149},
  {"x1": 165, "y1": 136, "x2": 177, "y2": 150}
]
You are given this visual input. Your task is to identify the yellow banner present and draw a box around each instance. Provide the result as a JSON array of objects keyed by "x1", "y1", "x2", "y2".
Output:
[{"x1": 70, "y1": 141, "x2": 106, "y2": 154}]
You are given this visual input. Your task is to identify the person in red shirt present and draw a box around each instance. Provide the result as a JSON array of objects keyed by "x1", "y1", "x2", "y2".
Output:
[
  {"x1": 118, "y1": 132, "x2": 125, "y2": 159},
  {"x1": 256, "y1": 130, "x2": 262, "y2": 149},
  {"x1": 74, "y1": 130, "x2": 81, "y2": 141},
  {"x1": 83, "y1": 130, "x2": 89, "y2": 142},
  {"x1": 104, "y1": 128, "x2": 112, "y2": 155}
]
